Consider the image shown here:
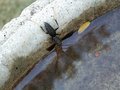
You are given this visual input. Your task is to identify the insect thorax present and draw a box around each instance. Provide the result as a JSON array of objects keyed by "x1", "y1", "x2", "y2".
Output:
[{"x1": 52, "y1": 36, "x2": 61, "y2": 46}]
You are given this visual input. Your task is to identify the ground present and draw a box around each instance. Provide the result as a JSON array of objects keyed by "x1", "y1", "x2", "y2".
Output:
[{"x1": 0, "y1": 0, "x2": 35, "y2": 29}]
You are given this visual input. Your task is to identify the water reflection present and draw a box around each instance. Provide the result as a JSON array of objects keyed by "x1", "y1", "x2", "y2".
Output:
[{"x1": 23, "y1": 45, "x2": 77, "y2": 90}]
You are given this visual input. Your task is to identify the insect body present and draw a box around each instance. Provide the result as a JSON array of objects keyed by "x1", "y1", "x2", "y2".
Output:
[
  {"x1": 44, "y1": 22, "x2": 58, "y2": 37},
  {"x1": 40, "y1": 20, "x2": 61, "y2": 46}
]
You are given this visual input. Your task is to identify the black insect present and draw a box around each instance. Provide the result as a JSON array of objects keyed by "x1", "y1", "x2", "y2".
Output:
[
  {"x1": 41, "y1": 20, "x2": 73, "y2": 74},
  {"x1": 40, "y1": 20, "x2": 62, "y2": 46}
]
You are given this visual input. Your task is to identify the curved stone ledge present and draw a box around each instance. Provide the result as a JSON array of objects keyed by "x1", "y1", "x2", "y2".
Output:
[{"x1": 0, "y1": 0, "x2": 120, "y2": 89}]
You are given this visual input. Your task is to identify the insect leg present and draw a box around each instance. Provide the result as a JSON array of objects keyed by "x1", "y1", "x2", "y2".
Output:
[
  {"x1": 54, "y1": 19, "x2": 59, "y2": 31},
  {"x1": 55, "y1": 19, "x2": 59, "y2": 26},
  {"x1": 40, "y1": 26, "x2": 48, "y2": 34}
]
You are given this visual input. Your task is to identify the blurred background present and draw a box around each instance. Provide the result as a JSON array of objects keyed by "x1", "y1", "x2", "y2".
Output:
[{"x1": 0, "y1": 0, "x2": 35, "y2": 29}]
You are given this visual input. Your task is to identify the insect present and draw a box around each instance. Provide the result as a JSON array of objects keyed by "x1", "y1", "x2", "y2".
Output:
[
  {"x1": 40, "y1": 20, "x2": 62, "y2": 46},
  {"x1": 40, "y1": 20, "x2": 73, "y2": 74},
  {"x1": 40, "y1": 20, "x2": 75, "y2": 51}
]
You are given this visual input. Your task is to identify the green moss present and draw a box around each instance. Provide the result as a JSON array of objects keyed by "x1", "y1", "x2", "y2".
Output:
[{"x1": 0, "y1": 0, "x2": 35, "y2": 29}]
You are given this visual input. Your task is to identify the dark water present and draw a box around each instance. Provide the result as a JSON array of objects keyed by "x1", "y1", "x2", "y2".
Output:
[{"x1": 14, "y1": 7, "x2": 120, "y2": 90}]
